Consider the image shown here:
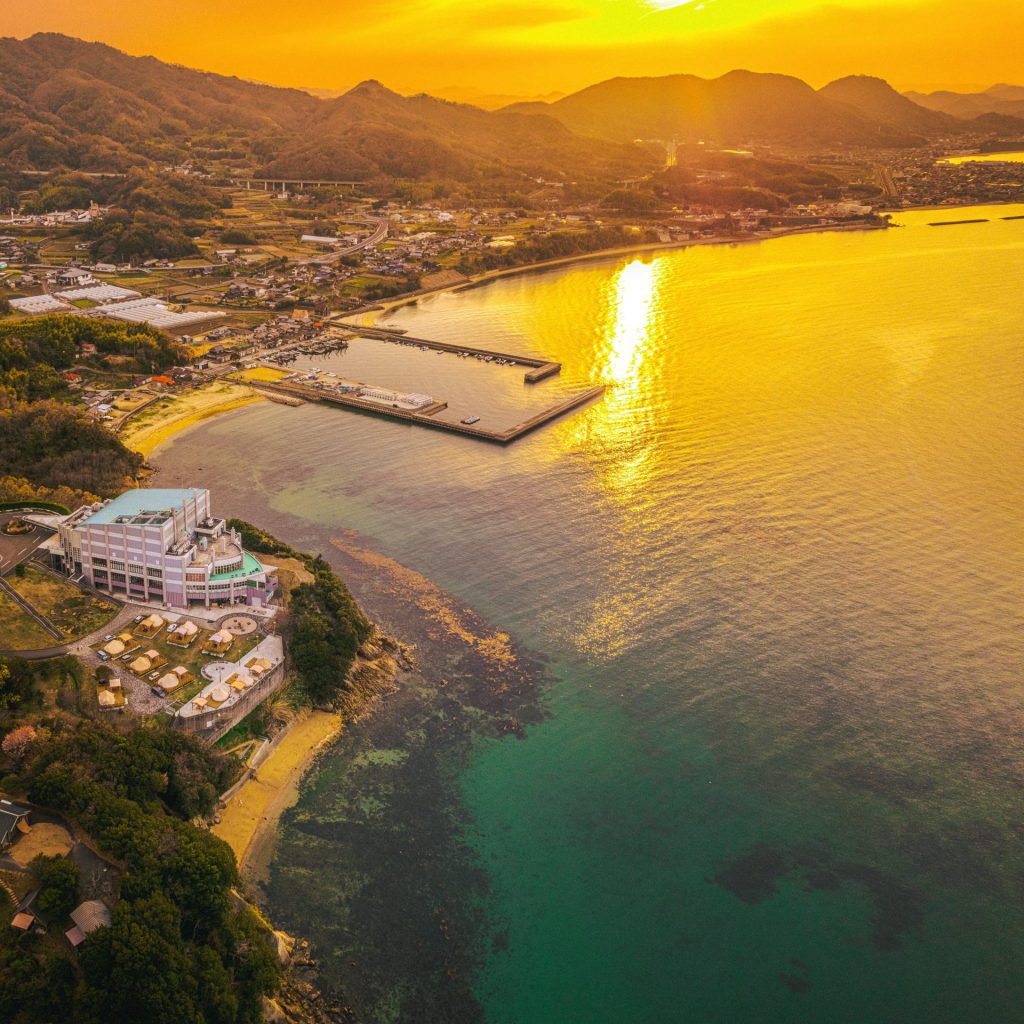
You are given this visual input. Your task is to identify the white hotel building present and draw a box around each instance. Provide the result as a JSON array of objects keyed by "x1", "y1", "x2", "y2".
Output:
[{"x1": 56, "y1": 488, "x2": 276, "y2": 610}]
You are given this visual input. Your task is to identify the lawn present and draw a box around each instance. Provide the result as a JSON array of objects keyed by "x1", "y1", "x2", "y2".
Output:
[
  {"x1": 0, "y1": 587, "x2": 54, "y2": 650},
  {"x1": 9, "y1": 566, "x2": 120, "y2": 641}
]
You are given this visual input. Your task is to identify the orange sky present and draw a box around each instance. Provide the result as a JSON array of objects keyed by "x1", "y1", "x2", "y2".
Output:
[{"x1": 2, "y1": 0, "x2": 1021, "y2": 98}]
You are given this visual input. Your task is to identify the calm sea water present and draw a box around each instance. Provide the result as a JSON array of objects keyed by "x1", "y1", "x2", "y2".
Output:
[{"x1": 157, "y1": 206, "x2": 1024, "y2": 1023}]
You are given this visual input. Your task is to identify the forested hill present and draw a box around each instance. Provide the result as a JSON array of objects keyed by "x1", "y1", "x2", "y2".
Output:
[
  {"x1": 0, "y1": 33, "x2": 655, "y2": 184},
  {"x1": 503, "y1": 70, "x2": 1022, "y2": 147}
]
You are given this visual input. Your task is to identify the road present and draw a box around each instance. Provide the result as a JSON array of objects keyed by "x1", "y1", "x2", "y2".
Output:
[{"x1": 305, "y1": 217, "x2": 388, "y2": 265}]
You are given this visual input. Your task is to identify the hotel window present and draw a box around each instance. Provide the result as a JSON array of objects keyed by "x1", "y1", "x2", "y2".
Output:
[
  {"x1": 92, "y1": 557, "x2": 108, "y2": 568},
  {"x1": 129, "y1": 576, "x2": 145, "y2": 587},
  {"x1": 111, "y1": 571, "x2": 126, "y2": 582},
  {"x1": 148, "y1": 567, "x2": 163, "y2": 579},
  {"x1": 110, "y1": 560, "x2": 126, "y2": 572},
  {"x1": 129, "y1": 563, "x2": 144, "y2": 576}
]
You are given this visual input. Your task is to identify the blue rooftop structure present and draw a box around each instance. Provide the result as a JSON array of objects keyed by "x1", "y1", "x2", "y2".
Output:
[{"x1": 80, "y1": 488, "x2": 205, "y2": 526}]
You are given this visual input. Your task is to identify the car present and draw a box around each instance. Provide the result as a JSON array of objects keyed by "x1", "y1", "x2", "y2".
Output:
[
  {"x1": 133, "y1": 614, "x2": 145, "y2": 623},
  {"x1": 166, "y1": 623, "x2": 177, "y2": 633},
  {"x1": 97, "y1": 651, "x2": 110, "y2": 662},
  {"x1": 103, "y1": 634, "x2": 114, "y2": 643},
  {"x1": 151, "y1": 686, "x2": 165, "y2": 697},
  {"x1": 147, "y1": 671, "x2": 160, "y2": 680}
]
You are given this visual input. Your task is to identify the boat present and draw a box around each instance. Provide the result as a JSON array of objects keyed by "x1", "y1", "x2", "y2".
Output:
[{"x1": 461, "y1": 415, "x2": 480, "y2": 425}]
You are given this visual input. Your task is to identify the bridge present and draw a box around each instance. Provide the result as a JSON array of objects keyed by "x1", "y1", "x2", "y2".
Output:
[{"x1": 231, "y1": 177, "x2": 364, "y2": 192}]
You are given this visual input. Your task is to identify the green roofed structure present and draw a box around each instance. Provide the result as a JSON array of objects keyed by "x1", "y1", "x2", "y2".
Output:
[{"x1": 56, "y1": 488, "x2": 277, "y2": 610}]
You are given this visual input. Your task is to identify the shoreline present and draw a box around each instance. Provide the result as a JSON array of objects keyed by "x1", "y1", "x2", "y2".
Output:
[
  {"x1": 211, "y1": 709, "x2": 343, "y2": 883},
  {"x1": 136, "y1": 219, "x2": 895, "y2": 456},
  {"x1": 122, "y1": 381, "x2": 265, "y2": 458},
  {"x1": 349, "y1": 219, "x2": 890, "y2": 325}
]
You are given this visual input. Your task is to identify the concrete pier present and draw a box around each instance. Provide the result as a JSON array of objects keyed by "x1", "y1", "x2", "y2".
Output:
[
  {"x1": 341, "y1": 324, "x2": 562, "y2": 384},
  {"x1": 249, "y1": 379, "x2": 604, "y2": 444}
]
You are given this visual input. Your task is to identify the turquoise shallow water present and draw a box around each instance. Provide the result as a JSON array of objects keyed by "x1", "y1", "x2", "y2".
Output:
[{"x1": 157, "y1": 207, "x2": 1024, "y2": 1022}]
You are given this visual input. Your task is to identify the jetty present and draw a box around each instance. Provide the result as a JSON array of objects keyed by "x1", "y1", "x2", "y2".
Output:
[
  {"x1": 338, "y1": 322, "x2": 562, "y2": 385},
  {"x1": 248, "y1": 376, "x2": 604, "y2": 443}
]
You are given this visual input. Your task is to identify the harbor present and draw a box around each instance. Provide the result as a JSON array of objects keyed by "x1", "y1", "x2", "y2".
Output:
[
  {"x1": 247, "y1": 373, "x2": 605, "y2": 443},
  {"x1": 230, "y1": 319, "x2": 600, "y2": 442},
  {"x1": 338, "y1": 322, "x2": 563, "y2": 384}
]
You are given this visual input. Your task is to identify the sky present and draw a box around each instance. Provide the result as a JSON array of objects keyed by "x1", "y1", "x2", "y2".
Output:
[{"x1": 2, "y1": 0, "x2": 1021, "y2": 99}]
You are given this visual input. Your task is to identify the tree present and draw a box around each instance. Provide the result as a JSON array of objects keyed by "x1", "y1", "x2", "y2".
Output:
[
  {"x1": 31, "y1": 854, "x2": 80, "y2": 922},
  {"x1": 2, "y1": 723, "x2": 37, "y2": 765}
]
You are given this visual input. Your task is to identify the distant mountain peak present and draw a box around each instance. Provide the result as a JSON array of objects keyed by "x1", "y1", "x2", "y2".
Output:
[{"x1": 345, "y1": 79, "x2": 401, "y2": 99}]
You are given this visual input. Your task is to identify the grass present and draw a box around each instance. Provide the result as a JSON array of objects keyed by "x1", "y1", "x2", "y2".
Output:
[
  {"x1": 216, "y1": 706, "x2": 270, "y2": 752},
  {"x1": 230, "y1": 366, "x2": 289, "y2": 383},
  {"x1": 256, "y1": 555, "x2": 312, "y2": 608},
  {"x1": 0, "y1": 587, "x2": 53, "y2": 650},
  {"x1": 9, "y1": 566, "x2": 119, "y2": 641}
]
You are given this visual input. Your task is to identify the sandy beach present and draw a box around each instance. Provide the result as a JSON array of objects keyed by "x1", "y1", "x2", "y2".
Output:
[
  {"x1": 212, "y1": 710, "x2": 343, "y2": 881},
  {"x1": 120, "y1": 379, "x2": 265, "y2": 458}
]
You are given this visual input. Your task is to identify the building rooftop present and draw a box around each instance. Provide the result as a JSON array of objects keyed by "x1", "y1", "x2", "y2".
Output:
[
  {"x1": 210, "y1": 552, "x2": 265, "y2": 581},
  {"x1": 79, "y1": 489, "x2": 206, "y2": 527}
]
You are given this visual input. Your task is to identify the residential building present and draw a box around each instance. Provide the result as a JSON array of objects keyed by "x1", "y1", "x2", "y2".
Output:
[
  {"x1": 0, "y1": 799, "x2": 30, "y2": 850},
  {"x1": 66, "y1": 900, "x2": 111, "y2": 947},
  {"x1": 57, "y1": 488, "x2": 277, "y2": 610}
]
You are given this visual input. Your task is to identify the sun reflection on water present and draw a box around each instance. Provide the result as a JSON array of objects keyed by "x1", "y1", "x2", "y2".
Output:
[
  {"x1": 567, "y1": 257, "x2": 666, "y2": 485},
  {"x1": 566, "y1": 257, "x2": 669, "y2": 657}
]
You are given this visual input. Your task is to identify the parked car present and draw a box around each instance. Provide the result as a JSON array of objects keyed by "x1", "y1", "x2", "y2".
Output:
[
  {"x1": 133, "y1": 614, "x2": 145, "y2": 623},
  {"x1": 103, "y1": 634, "x2": 114, "y2": 643},
  {"x1": 97, "y1": 651, "x2": 110, "y2": 662}
]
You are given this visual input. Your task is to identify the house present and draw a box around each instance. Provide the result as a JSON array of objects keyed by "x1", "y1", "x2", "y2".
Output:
[
  {"x1": 65, "y1": 900, "x2": 112, "y2": 947},
  {"x1": 54, "y1": 267, "x2": 94, "y2": 288},
  {"x1": 0, "y1": 800, "x2": 31, "y2": 849}
]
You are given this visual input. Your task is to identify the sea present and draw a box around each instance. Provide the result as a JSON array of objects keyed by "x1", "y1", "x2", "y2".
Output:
[{"x1": 155, "y1": 204, "x2": 1024, "y2": 1023}]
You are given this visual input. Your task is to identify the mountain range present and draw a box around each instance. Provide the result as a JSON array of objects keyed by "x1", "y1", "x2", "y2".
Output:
[
  {"x1": 505, "y1": 73, "x2": 1017, "y2": 148},
  {"x1": 0, "y1": 34, "x2": 650, "y2": 184},
  {"x1": 905, "y1": 84, "x2": 1024, "y2": 121},
  {"x1": 0, "y1": 34, "x2": 1021, "y2": 184}
]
